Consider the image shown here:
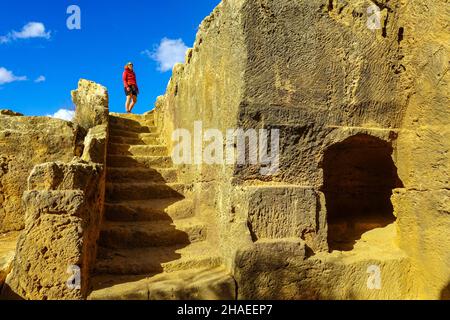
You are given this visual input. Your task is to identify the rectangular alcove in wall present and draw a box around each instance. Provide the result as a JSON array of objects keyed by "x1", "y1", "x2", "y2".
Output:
[{"x1": 321, "y1": 134, "x2": 403, "y2": 251}]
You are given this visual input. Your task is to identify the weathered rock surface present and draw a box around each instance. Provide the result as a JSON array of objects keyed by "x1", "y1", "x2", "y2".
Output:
[
  {"x1": 89, "y1": 266, "x2": 236, "y2": 300},
  {"x1": 235, "y1": 225, "x2": 417, "y2": 299},
  {"x1": 0, "y1": 232, "x2": 19, "y2": 291},
  {"x1": 0, "y1": 110, "x2": 23, "y2": 117},
  {"x1": 1, "y1": 0, "x2": 448, "y2": 300},
  {"x1": 154, "y1": 0, "x2": 449, "y2": 300},
  {"x1": 81, "y1": 124, "x2": 108, "y2": 164},
  {"x1": 88, "y1": 113, "x2": 235, "y2": 300},
  {"x1": 72, "y1": 79, "x2": 109, "y2": 131},
  {"x1": 391, "y1": 0, "x2": 450, "y2": 299},
  {"x1": 1, "y1": 80, "x2": 109, "y2": 300},
  {"x1": 3, "y1": 161, "x2": 106, "y2": 300},
  {"x1": 0, "y1": 115, "x2": 80, "y2": 233}
]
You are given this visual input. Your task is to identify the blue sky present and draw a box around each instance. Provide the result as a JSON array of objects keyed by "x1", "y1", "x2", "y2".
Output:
[{"x1": 0, "y1": 0, "x2": 220, "y2": 118}]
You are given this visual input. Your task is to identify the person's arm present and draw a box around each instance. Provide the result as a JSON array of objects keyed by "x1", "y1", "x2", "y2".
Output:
[{"x1": 122, "y1": 71, "x2": 129, "y2": 89}]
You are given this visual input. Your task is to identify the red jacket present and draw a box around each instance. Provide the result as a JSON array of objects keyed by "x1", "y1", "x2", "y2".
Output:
[{"x1": 123, "y1": 67, "x2": 138, "y2": 90}]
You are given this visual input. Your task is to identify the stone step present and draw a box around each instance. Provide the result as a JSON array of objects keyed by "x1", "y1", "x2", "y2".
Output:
[
  {"x1": 107, "y1": 155, "x2": 173, "y2": 169},
  {"x1": 106, "y1": 182, "x2": 189, "y2": 201},
  {"x1": 98, "y1": 218, "x2": 207, "y2": 249},
  {"x1": 109, "y1": 123, "x2": 156, "y2": 134},
  {"x1": 94, "y1": 241, "x2": 222, "y2": 275},
  {"x1": 109, "y1": 134, "x2": 160, "y2": 146},
  {"x1": 105, "y1": 198, "x2": 194, "y2": 222},
  {"x1": 107, "y1": 167, "x2": 178, "y2": 183},
  {"x1": 88, "y1": 266, "x2": 236, "y2": 300},
  {"x1": 108, "y1": 144, "x2": 168, "y2": 157},
  {"x1": 110, "y1": 112, "x2": 154, "y2": 122},
  {"x1": 109, "y1": 116, "x2": 155, "y2": 130},
  {"x1": 110, "y1": 125, "x2": 158, "y2": 135},
  {"x1": 109, "y1": 119, "x2": 156, "y2": 131},
  {"x1": 109, "y1": 129, "x2": 159, "y2": 141}
]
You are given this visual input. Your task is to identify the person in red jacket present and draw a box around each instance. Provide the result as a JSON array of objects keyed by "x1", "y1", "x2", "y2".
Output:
[{"x1": 123, "y1": 62, "x2": 139, "y2": 113}]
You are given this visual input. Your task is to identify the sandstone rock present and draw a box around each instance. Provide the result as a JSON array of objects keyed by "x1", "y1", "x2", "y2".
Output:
[
  {"x1": 1, "y1": 79, "x2": 109, "y2": 300},
  {"x1": 81, "y1": 124, "x2": 108, "y2": 164},
  {"x1": 72, "y1": 79, "x2": 109, "y2": 131},
  {"x1": 244, "y1": 186, "x2": 328, "y2": 251},
  {"x1": 0, "y1": 110, "x2": 23, "y2": 117},
  {"x1": 4, "y1": 190, "x2": 92, "y2": 300},
  {"x1": 27, "y1": 161, "x2": 103, "y2": 192},
  {"x1": 0, "y1": 232, "x2": 19, "y2": 291},
  {"x1": 89, "y1": 267, "x2": 236, "y2": 300},
  {"x1": 0, "y1": 116, "x2": 80, "y2": 233},
  {"x1": 393, "y1": 189, "x2": 450, "y2": 299},
  {"x1": 235, "y1": 226, "x2": 417, "y2": 300},
  {"x1": 3, "y1": 161, "x2": 105, "y2": 300},
  {"x1": 1, "y1": 0, "x2": 448, "y2": 301},
  {"x1": 391, "y1": 0, "x2": 450, "y2": 299},
  {"x1": 153, "y1": 0, "x2": 449, "y2": 300}
]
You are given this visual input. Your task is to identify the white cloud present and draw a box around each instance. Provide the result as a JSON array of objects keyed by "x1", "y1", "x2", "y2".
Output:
[
  {"x1": 0, "y1": 36, "x2": 9, "y2": 44},
  {"x1": 12, "y1": 22, "x2": 51, "y2": 40},
  {"x1": 143, "y1": 38, "x2": 189, "y2": 72},
  {"x1": 48, "y1": 109, "x2": 75, "y2": 122},
  {"x1": 1, "y1": 22, "x2": 51, "y2": 44},
  {"x1": 35, "y1": 75, "x2": 46, "y2": 83},
  {"x1": 0, "y1": 67, "x2": 27, "y2": 85}
]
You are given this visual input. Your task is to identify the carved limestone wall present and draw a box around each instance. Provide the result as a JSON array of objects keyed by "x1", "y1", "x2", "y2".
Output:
[{"x1": 154, "y1": 0, "x2": 449, "y2": 299}]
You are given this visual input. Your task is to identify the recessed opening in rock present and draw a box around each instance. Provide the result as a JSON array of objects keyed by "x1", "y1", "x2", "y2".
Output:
[{"x1": 322, "y1": 134, "x2": 403, "y2": 251}]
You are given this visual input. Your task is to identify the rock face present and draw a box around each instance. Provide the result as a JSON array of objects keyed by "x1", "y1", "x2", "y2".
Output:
[
  {"x1": 72, "y1": 79, "x2": 109, "y2": 131},
  {"x1": 154, "y1": 0, "x2": 449, "y2": 300},
  {"x1": 1, "y1": 79, "x2": 109, "y2": 300},
  {"x1": 0, "y1": 1, "x2": 448, "y2": 301},
  {"x1": 0, "y1": 115, "x2": 80, "y2": 233},
  {"x1": 3, "y1": 161, "x2": 105, "y2": 300},
  {"x1": 0, "y1": 232, "x2": 19, "y2": 291},
  {"x1": 0, "y1": 110, "x2": 23, "y2": 117},
  {"x1": 389, "y1": 1, "x2": 450, "y2": 299}
]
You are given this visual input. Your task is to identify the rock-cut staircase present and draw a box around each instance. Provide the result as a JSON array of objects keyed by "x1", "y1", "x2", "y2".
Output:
[{"x1": 89, "y1": 112, "x2": 235, "y2": 300}]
